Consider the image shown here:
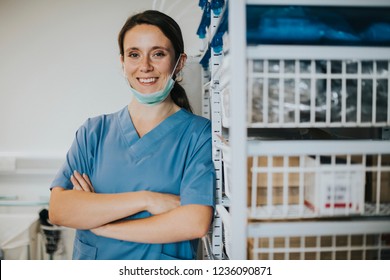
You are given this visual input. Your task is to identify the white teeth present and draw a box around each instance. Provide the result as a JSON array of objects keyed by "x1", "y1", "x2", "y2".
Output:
[{"x1": 139, "y1": 78, "x2": 156, "y2": 83}]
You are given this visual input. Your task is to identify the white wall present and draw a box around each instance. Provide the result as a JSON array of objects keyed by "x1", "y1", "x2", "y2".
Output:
[{"x1": 0, "y1": 0, "x2": 203, "y2": 155}]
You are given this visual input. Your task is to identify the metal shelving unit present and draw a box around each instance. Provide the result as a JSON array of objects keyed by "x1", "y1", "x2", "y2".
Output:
[
  {"x1": 199, "y1": 1, "x2": 225, "y2": 260},
  {"x1": 200, "y1": 0, "x2": 390, "y2": 260}
]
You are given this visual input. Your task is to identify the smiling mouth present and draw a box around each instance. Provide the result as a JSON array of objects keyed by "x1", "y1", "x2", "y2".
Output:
[{"x1": 138, "y1": 77, "x2": 157, "y2": 84}]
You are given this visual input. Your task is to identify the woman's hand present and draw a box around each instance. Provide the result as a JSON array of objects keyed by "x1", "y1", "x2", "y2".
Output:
[
  {"x1": 144, "y1": 191, "x2": 180, "y2": 215},
  {"x1": 90, "y1": 192, "x2": 180, "y2": 237},
  {"x1": 71, "y1": 171, "x2": 95, "y2": 192},
  {"x1": 70, "y1": 171, "x2": 179, "y2": 216}
]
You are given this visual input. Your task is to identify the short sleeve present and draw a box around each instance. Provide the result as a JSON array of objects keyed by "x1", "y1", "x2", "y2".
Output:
[
  {"x1": 179, "y1": 120, "x2": 215, "y2": 207},
  {"x1": 50, "y1": 120, "x2": 94, "y2": 190}
]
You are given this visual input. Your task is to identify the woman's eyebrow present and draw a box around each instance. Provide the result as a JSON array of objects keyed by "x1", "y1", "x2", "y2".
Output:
[
  {"x1": 124, "y1": 47, "x2": 139, "y2": 53},
  {"x1": 124, "y1": 46, "x2": 171, "y2": 53}
]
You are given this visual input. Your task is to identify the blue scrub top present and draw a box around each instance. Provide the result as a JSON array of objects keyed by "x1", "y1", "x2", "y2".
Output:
[{"x1": 50, "y1": 106, "x2": 215, "y2": 260}]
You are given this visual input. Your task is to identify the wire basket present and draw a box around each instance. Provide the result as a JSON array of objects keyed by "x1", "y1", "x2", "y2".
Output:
[{"x1": 247, "y1": 220, "x2": 390, "y2": 260}]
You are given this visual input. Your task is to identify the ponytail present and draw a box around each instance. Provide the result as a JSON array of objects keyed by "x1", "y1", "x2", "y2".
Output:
[{"x1": 171, "y1": 83, "x2": 193, "y2": 113}]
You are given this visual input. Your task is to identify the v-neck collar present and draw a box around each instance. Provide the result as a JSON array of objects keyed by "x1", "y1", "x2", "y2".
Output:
[{"x1": 117, "y1": 106, "x2": 189, "y2": 160}]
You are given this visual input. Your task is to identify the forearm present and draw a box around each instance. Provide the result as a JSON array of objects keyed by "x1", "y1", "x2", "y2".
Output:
[
  {"x1": 92, "y1": 204, "x2": 213, "y2": 243},
  {"x1": 49, "y1": 187, "x2": 148, "y2": 230}
]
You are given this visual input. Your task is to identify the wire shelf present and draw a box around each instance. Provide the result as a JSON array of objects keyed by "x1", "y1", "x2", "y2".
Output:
[
  {"x1": 247, "y1": 220, "x2": 390, "y2": 260},
  {"x1": 220, "y1": 47, "x2": 390, "y2": 128},
  {"x1": 248, "y1": 203, "x2": 390, "y2": 220},
  {"x1": 221, "y1": 140, "x2": 390, "y2": 219}
]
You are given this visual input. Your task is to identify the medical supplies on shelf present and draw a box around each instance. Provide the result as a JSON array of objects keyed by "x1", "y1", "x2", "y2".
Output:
[
  {"x1": 220, "y1": 50, "x2": 390, "y2": 128},
  {"x1": 221, "y1": 140, "x2": 390, "y2": 220}
]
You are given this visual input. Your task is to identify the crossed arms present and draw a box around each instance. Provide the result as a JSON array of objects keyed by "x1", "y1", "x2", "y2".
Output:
[{"x1": 49, "y1": 171, "x2": 213, "y2": 243}]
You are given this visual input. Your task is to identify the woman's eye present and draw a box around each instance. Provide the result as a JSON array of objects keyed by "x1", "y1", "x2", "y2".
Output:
[
  {"x1": 153, "y1": 52, "x2": 165, "y2": 57},
  {"x1": 128, "y1": 53, "x2": 139, "y2": 58}
]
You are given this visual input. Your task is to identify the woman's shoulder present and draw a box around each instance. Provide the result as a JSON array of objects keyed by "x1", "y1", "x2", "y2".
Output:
[
  {"x1": 179, "y1": 110, "x2": 211, "y2": 140},
  {"x1": 78, "y1": 107, "x2": 124, "y2": 133},
  {"x1": 180, "y1": 109, "x2": 210, "y2": 128}
]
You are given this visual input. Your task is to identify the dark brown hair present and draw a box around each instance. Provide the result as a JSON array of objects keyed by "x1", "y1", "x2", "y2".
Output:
[{"x1": 118, "y1": 10, "x2": 193, "y2": 112}]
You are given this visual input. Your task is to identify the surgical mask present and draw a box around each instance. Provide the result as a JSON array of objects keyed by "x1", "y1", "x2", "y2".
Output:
[{"x1": 124, "y1": 56, "x2": 181, "y2": 106}]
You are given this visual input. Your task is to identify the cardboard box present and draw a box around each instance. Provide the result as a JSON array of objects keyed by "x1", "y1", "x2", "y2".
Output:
[
  {"x1": 247, "y1": 235, "x2": 381, "y2": 260},
  {"x1": 248, "y1": 156, "x2": 300, "y2": 186},
  {"x1": 247, "y1": 156, "x2": 301, "y2": 206},
  {"x1": 248, "y1": 185, "x2": 299, "y2": 205},
  {"x1": 370, "y1": 154, "x2": 390, "y2": 203},
  {"x1": 366, "y1": 154, "x2": 390, "y2": 203},
  {"x1": 371, "y1": 171, "x2": 390, "y2": 203}
]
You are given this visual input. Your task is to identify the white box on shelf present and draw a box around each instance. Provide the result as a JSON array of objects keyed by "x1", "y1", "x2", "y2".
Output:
[{"x1": 304, "y1": 158, "x2": 365, "y2": 215}]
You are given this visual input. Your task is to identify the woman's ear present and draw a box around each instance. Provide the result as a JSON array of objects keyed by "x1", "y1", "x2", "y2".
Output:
[
  {"x1": 120, "y1": 55, "x2": 124, "y2": 68},
  {"x1": 120, "y1": 55, "x2": 127, "y2": 78},
  {"x1": 177, "y1": 53, "x2": 187, "y2": 73}
]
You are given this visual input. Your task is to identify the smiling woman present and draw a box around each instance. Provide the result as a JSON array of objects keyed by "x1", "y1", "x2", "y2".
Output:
[
  {"x1": 119, "y1": 11, "x2": 192, "y2": 113},
  {"x1": 121, "y1": 24, "x2": 184, "y2": 107},
  {"x1": 48, "y1": 10, "x2": 215, "y2": 260}
]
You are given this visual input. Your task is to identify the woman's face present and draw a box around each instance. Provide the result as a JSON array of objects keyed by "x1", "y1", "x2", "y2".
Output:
[{"x1": 121, "y1": 24, "x2": 177, "y2": 94}]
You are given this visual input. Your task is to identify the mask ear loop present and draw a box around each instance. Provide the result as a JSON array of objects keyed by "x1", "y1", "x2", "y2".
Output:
[
  {"x1": 171, "y1": 53, "x2": 185, "y2": 82},
  {"x1": 170, "y1": 54, "x2": 183, "y2": 81}
]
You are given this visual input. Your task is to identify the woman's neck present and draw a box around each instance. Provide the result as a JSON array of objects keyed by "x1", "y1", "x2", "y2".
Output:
[{"x1": 128, "y1": 98, "x2": 180, "y2": 137}]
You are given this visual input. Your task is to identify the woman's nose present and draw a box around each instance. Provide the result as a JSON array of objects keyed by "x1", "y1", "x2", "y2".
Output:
[{"x1": 139, "y1": 57, "x2": 153, "y2": 72}]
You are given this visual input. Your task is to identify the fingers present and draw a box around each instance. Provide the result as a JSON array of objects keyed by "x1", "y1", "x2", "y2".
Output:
[
  {"x1": 167, "y1": 194, "x2": 180, "y2": 207},
  {"x1": 71, "y1": 174, "x2": 83, "y2": 191},
  {"x1": 72, "y1": 171, "x2": 94, "y2": 192},
  {"x1": 83, "y1": 173, "x2": 95, "y2": 192},
  {"x1": 146, "y1": 192, "x2": 181, "y2": 215}
]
